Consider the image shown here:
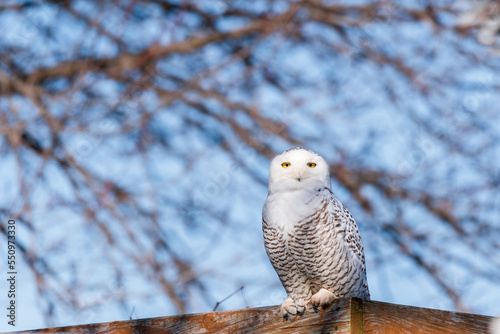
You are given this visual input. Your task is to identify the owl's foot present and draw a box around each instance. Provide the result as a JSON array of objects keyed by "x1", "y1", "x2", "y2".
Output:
[
  {"x1": 281, "y1": 297, "x2": 305, "y2": 320},
  {"x1": 311, "y1": 288, "x2": 336, "y2": 312}
]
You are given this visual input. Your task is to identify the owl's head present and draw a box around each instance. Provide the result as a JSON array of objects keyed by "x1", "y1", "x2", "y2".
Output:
[{"x1": 268, "y1": 147, "x2": 330, "y2": 193}]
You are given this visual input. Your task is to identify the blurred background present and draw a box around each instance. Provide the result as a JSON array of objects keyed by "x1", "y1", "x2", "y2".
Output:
[{"x1": 0, "y1": 0, "x2": 500, "y2": 330}]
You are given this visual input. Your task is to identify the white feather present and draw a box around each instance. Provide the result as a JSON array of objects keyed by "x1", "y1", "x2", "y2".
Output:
[{"x1": 262, "y1": 148, "x2": 370, "y2": 318}]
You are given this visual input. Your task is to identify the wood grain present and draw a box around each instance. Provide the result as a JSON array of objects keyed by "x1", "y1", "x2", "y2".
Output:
[
  {"x1": 16, "y1": 298, "x2": 493, "y2": 334},
  {"x1": 362, "y1": 299, "x2": 492, "y2": 334}
]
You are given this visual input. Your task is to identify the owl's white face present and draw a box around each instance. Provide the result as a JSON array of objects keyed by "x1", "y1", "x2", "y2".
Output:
[{"x1": 268, "y1": 148, "x2": 330, "y2": 194}]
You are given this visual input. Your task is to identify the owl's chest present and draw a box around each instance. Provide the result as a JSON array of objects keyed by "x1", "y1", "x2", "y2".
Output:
[{"x1": 263, "y1": 190, "x2": 324, "y2": 235}]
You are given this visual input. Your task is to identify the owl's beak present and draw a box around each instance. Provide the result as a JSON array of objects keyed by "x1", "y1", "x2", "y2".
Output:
[{"x1": 296, "y1": 171, "x2": 304, "y2": 182}]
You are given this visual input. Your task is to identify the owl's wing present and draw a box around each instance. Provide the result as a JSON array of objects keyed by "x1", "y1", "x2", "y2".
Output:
[
  {"x1": 336, "y1": 200, "x2": 366, "y2": 265},
  {"x1": 329, "y1": 192, "x2": 370, "y2": 298}
]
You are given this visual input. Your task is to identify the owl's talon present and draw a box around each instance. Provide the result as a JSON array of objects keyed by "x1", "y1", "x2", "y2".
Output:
[
  {"x1": 281, "y1": 297, "x2": 300, "y2": 320},
  {"x1": 311, "y1": 288, "x2": 336, "y2": 311},
  {"x1": 282, "y1": 311, "x2": 296, "y2": 321},
  {"x1": 281, "y1": 297, "x2": 308, "y2": 320},
  {"x1": 296, "y1": 303, "x2": 305, "y2": 314}
]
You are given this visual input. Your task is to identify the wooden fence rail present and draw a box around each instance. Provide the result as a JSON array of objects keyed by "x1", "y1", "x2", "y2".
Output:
[{"x1": 13, "y1": 298, "x2": 494, "y2": 333}]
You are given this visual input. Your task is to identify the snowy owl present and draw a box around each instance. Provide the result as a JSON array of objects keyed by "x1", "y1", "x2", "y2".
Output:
[{"x1": 262, "y1": 147, "x2": 370, "y2": 319}]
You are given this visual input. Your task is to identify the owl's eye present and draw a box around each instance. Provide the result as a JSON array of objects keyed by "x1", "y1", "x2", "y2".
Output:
[
  {"x1": 307, "y1": 162, "x2": 316, "y2": 168},
  {"x1": 281, "y1": 162, "x2": 291, "y2": 168}
]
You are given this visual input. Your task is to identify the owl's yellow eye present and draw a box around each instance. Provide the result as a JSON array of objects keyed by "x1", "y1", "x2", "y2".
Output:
[
  {"x1": 307, "y1": 162, "x2": 316, "y2": 168},
  {"x1": 281, "y1": 162, "x2": 291, "y2": 168}
]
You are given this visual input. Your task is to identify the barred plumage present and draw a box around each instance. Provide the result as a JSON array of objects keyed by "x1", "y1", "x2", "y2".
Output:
[{"x1": 262, "y1": 148, "x2": 369, "y2": 319}]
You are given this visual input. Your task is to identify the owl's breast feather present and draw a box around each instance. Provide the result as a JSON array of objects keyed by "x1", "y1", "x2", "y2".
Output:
[{"x1": 263, "y1": 189, "x2": 323, "y2": 234}]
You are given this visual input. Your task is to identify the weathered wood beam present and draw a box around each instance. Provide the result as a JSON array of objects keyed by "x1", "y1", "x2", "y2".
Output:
[{"x1": 16, "y1": 298, "x2": 493, "y2": 334}]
